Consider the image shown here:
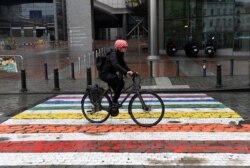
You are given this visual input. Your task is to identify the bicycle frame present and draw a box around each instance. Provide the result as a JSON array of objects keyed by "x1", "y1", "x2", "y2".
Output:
[
  {"x1": 97, "y1": 74, "x2": 148, "y2": 111},
  {"x1": 82, "y1": 73, "x2": 165, "y2": 126}
]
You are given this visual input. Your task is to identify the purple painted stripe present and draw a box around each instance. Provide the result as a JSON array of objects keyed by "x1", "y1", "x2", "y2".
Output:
[{"x1": 54, "y1": 95, "x2": 210, "y2": 99}]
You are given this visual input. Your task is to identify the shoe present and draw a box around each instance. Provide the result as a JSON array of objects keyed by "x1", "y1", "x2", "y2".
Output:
[
  {"x1": 109, "y1": 102, "x2": 121, "y2": 117},
  {"x1": 112, "y1": 102, "x2": 122, "y2": 108},
  {"x1": 110, "y1": 106, "x2": 119, "y2": 117}
]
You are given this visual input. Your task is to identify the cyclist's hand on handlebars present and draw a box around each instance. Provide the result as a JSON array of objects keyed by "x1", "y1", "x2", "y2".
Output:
[{"x1": 127, "y1": 71, "x2": 134, "y2": 77}]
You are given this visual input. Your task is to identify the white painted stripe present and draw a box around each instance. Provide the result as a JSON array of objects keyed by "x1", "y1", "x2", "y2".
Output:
[
  {"x1": 36, "y1": 101, "x2": 222, "y2": 107},
  {"x1": 48, "y1": 99, "x2": 80, "y2": 101},
  {"x1": 35, "y1": 104, "x2": 80, "y2": 107},
  {"x1": 149, "y1": 97, "x2": 214, "y2": 100},
  {"x1": 20, "y1": 108, "x2": 235, "y2": 114},
  {"x1": 54, "y1": 93, "x2": 208, "y2": 98},
  {"x1": 19, "y1": 109, "x2": 143, "y2": 114},
  {"x1": 165, "y1": 107, "x2": 234, "y2": 112},
  {"x1": 54, "y1": 95, "x2": 83, "y2": 98},
  {"x1": 18, "y1": 109, "x2": 163, "y2": 114},
  {"x1": 2, "y1": 132, "x2": 250, "y2": 141},
  {"x1": 2, "y1": 118, "x2": 242, "y2": 125},
  {"x1": 47, "y1": 98, "x2": 215, "y2": 102},
  {"x1": 146, "y1": 93, "x2": 207, "y2": 96},
  {"x1": 0, "y1": 153, "x2": 249, "y2": 166},
  {"x1": 48, "y1": 97, "x2": 215, "y2": 102}
]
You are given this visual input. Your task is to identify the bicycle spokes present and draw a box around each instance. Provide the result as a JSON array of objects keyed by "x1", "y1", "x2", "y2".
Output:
[
  {"x1": 129, "y1": 92, "x2": 165, "y2": 127},
  {"x1": 81, "y1": 93, "x2": 111, "y2": 123}
]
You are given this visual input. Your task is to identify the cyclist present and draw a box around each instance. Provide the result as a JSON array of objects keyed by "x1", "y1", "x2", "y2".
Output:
[{"x1": 99, "y1": 39, "x2": 133, "y2": 110}]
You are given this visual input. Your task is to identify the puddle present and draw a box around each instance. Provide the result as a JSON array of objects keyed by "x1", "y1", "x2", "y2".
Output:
[
  {"x1": 177, "y1": 156, "x2": 206, "y2": 165},
  {"x1": 0, "y1": 137, "x2": 10, "y2": 141}
]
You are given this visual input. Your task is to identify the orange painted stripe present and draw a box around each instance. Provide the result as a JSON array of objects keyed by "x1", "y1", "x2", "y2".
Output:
[{"x1": 0, "y1": 124, "x2": 249, "y2": 133}]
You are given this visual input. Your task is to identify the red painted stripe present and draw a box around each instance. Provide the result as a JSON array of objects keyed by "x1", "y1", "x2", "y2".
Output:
[
  {"x1": 0, "y1": 140, "x2": 249, "y2": 153},
  {"x1": 0, "y1": 124, "x2": 249, "y2": 133}
]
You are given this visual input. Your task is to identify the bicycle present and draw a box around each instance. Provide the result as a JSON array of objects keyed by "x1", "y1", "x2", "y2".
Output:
[{"x1": 81, "y1": 73, "x2": 165, "y2": 127}]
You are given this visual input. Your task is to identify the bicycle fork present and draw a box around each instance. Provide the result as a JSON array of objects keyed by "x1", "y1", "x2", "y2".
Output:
[{"x1": 135, "y1": 91, "x2": 150, "y2": 112}]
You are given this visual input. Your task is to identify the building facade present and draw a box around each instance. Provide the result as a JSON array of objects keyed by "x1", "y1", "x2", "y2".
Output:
[
  {"x1": 161, "y1": 0, "x2": 250, "y2": 55},
  {"x1": 0, "y1": 0, "x2": 55, "y2": 40},
  {"x1": 1, "y1": 0, "x2": 250, "y2": 55}
]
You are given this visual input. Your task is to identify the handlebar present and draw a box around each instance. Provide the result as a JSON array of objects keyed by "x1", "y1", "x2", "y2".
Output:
[
  {"x1": 131, "y1": 72, "x2": 141, "y2": 86},
  {"x1": 131, "y1": 72, "x2": 138, "y2": 77}
]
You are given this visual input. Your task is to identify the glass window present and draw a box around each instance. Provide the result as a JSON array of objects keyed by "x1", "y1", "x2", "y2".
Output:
[
  {"x1": 216, "y1": 18, "x2": 220, "y2": 26},
  {"x1": 210, "y1": 20, "x2": 213, "y2": 27},
  {"x1": 217, "y1": 8, "x2": 220, "y2": 15},
  {"x1": 0, "y1": 0, "x2": 53, "y2": 38},
  {"x1": 228, "y1": 18, "x2": 232, "y2": 26},
  {"x1": 203, "y1": 9, "x2": 206, "y2": 16},
  {"x1": 223, "y1": 8, "x2": 227, "y2": 15},
  {"x1": 24, "y1": 29, "x2": 33, "y2": 37},
  {"x1": 164, "y1": 0, "x2": 235, "y2": 49},
  {"x1": 234, "y1": 0, "x2": 250, "y2": 51},
  {"x1": 12, "y1": 29, "x2": 21, "y2": 37}
]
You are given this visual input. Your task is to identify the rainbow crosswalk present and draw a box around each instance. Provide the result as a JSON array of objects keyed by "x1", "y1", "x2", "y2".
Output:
[{"x1": 0, "y1": 93, "x2": 250, "y2": 166}]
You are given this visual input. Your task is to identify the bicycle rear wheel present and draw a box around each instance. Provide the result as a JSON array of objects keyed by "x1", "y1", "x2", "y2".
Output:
[
  {"x1": 128, "y1": 91, "x2": 165, "y2": 127},
  {"x1": 81, "y1": 92, "x2": 111, "y2": 123}
]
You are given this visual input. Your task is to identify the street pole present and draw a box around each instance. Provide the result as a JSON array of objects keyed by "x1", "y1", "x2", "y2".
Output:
[{"x1": 147, "y1": 0, "x2": 159, "y2": 77}]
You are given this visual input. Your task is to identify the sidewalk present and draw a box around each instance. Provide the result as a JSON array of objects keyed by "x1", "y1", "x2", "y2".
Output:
[
  {"x1": 0, "y1": 44, "x2": 250, "y2": 94},
  {"x1": 0, "y1": 75, "x2": 249, "y2": 94}
]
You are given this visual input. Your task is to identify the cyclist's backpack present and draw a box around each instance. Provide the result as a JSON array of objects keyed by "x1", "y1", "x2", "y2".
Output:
[
  {"x1": 96, "y1": 55, "x2": 106, "y2": 71},
  {"x1": 88, "y1": 84, "x2": 105, "y2": 102},
  {"x1": 96, "y1": 48, "x2": 113, "y2": 71}
]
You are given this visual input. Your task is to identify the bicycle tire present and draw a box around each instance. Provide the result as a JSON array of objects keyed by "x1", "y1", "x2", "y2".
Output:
[
  {"x1": 81, "y1": 92, "x2": 111, "y2": 123},
  {"x1": 128, "y1": 91, "x2": 165, "y2": 127}
]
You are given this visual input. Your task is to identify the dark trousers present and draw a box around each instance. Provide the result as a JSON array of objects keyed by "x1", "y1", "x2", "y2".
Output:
[{"x1": 107, "y1": 77, "x2": 125, "y2": 103}]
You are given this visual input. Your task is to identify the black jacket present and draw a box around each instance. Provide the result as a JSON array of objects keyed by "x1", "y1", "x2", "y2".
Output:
[{"x1": 99, "y1": 50, "x2": 130, "y2": 82}]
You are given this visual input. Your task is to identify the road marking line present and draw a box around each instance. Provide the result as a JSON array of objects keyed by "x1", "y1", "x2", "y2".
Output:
[
  {"x1": 1, "y1": 118, "x2": 243, "y2": 125},
  {"x1": 0, "y1": 153, "x2": 249, "y2": 166},
  {"x1": 19, "y1": 108, "x2": 235, "y2": 114},
  {"x1": 1, "y1": 132, "x2": 250, "y2": 141}
]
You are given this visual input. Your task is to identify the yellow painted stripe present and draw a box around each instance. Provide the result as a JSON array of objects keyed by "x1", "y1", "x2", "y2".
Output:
[
  {"x1": 12, "y1": 112, "x2": 241, "y2": 119},
  {"x1": 20, "y1": 108, "x2": 236, "y2": 114}
]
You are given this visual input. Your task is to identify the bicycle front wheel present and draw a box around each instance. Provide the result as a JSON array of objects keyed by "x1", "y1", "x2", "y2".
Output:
[
  {"x1": 81, "y1": 92, "x2": 111, "y2": 123},
  {"x1": 128, "y1": 91, "x2": 165, "y2": 127}
]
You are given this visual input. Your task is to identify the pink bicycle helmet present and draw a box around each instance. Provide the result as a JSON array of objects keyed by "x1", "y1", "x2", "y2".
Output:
[{"x1": 114, "y1": 39, "x2": 128, "y2": 49}]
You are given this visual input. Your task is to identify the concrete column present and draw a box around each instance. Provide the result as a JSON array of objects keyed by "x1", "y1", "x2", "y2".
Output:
[
  {"x1": 21, "y1": 28, "x2": 24, "y2": 37},
  {"x1": 122, "y1": 14, "x2": 127, "y2": 39},
  {"x1": 147, "y1": 0, "x2": 159, "y2": 60},
  {"x1": 62, "y1": 0, "x2": 67, "y2": 40},
  {"x1": 53, "y1": 0, "x2": 58, "y2": 41},
  {"x1": 158, "y1": 0, "x2": 164, "y2": 54},
  {"x1": 66, "y1": 0, "x2": 93, "y2": 57},
  {"x1": 33, "y1": 28, "x2": 36, "y2": 37}
]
